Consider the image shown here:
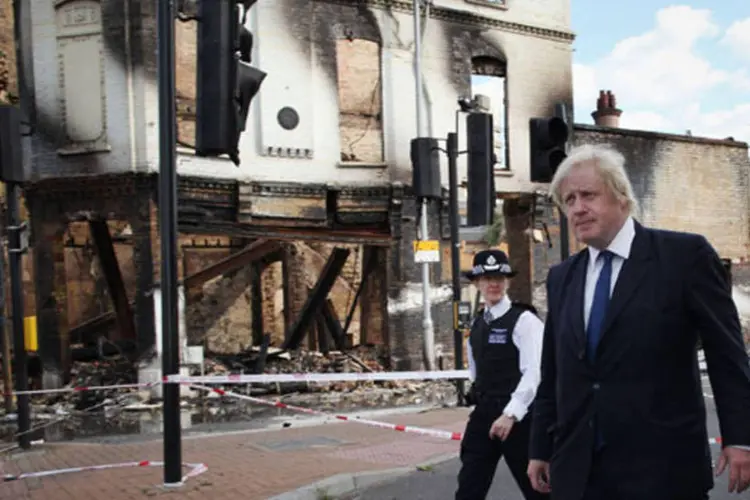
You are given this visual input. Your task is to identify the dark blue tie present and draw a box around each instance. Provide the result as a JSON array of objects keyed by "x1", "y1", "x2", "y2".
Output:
[
  {"x1": 587, "y1": 250, "x2": 614, "y2": 364},
  {"x1": 587, "y1": 250, "x2": 614, "y2": 450}
]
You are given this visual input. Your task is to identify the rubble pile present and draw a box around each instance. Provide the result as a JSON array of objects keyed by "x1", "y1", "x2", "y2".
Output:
[
  {"x1": 0, "y1": 344, "x2": 462, "y2": 445},
  {"x1": 200, "y1": 345, "x2": 459, "y2": 408},
  {"x1": 47, "y1": 358, "x2": 139, "y2": 410}
]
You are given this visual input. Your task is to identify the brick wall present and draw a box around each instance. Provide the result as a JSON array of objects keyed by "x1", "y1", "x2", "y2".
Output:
[
  {"x1": 572, "y1": 125, "x2": 750, "y2": 260},
  {"x1": 336, "y1": 38, "x2": 383, "y2": 164},
  {"x1": 0, "y1": 0, "x2": 16, "y2": 103},
  {"x1": 175, "y1": 17, "x2": 197, "y2": 148}
]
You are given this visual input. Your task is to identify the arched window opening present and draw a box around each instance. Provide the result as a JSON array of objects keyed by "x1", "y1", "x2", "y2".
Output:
[{"x1": 471, "y1": 57, "x2": 508, "y2": 171}]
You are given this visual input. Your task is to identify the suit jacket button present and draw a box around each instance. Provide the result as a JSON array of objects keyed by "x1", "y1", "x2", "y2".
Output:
[{"x1": 592, "y1": 382, "x2": 600, "y2": 390}]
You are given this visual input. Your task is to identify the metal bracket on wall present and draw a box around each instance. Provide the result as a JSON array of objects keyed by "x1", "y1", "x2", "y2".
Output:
[{"x1": 7, "y1": 221, "x2": 29, "y2": 254}]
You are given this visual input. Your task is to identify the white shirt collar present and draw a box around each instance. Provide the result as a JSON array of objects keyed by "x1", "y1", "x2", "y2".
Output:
[
  {"x1": 587, "y1": 216, "x2": 636, "y2": 263},
  {"x1": 485, "y1": 295, "x2": 511, "y2": 321}
]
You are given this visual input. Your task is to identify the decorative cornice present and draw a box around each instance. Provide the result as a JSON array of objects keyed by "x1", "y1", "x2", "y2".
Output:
[
  {"x1": 318, "y1": 0, "x2": 575, "y2": 43},
  {"x1": 239, "y1": 181, "x2": 328, "y2": 198},
  {"x1": 337, "y1": 185, "x2": 392, "y2": 200}
]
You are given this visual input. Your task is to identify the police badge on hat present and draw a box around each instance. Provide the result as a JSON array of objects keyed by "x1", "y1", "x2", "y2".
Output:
[{"x1": 463, "y1": 249, "x2": 516, "y2": 280}]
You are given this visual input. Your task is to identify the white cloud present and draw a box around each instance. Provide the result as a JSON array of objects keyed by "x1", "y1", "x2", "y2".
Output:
[
  {"x1": 722, "y1": 18, "x2": 750, "y2": 60},
  {"x1": 574, "y1": 6, "x2": 750, "y2": 142},
  {"x1": 619, "y1": 111, "x2": 676, "y2": 132}
]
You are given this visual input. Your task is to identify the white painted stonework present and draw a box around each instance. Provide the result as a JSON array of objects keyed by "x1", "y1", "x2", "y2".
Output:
[{"x1": 25, "y1": 0, "x2": 573, "y2": 195}]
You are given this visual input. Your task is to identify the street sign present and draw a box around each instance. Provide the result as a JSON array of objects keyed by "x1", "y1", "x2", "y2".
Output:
[{"x1": 413, "y1": 239, "x2": 440, "y2": 263}]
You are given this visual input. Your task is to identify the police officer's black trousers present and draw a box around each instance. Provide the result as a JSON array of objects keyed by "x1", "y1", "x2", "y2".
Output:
[{"x1": 456, "y1": 402, "x2": 548, "y2": 500}]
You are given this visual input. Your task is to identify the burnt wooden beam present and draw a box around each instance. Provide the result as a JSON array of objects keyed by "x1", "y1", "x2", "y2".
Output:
[
  {"x1": 183, "y1": 239, "x2": 281, "y2": 289},
  {"x1": 316, "y1": 314, "x2": 329, "y2": 355},
  {"x1": 282, "y1": 250, "x2": 293, "y2": 341},
  {"x1": 70, "y1": 239, "x2": 281, "y2": 344},
  {"x1": 88, "y1": 219, "x2": 137, "y2": 342},
  {"x1": 342, "y1": 248, "x2": 378, "y2": 339},
  {"x1": 281, "y1": 247, "x2": 350, "y2": 350},
  {"x1": 254, "y1": 333, "x2": 271, "y2": 373},
  {"x1": 177, "y1": 221, "x2": 392, "y2": 246},
  {"x1": 321, "y1": 298, "x2": 346, "y2": 351},
  {"x1": 251, "y1": 262, "x2": 263, "y2": 346}
]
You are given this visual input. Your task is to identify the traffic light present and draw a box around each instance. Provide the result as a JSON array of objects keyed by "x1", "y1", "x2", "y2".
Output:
[
  {"x1": 466, "y1": 112, "x2": 495, "y2": 226},
  {"x1": 0, "y1": 105, "x2": 24, "y2": 183},
  {"x1": 529, "y1": 116, "x2": 569, "y2": 183},
  {"x1": 196, "y1": 1, "x2": 266, "y2": 166},
  {"x1": 410, "y1": 137, "x2": 441, "y2": 199}
]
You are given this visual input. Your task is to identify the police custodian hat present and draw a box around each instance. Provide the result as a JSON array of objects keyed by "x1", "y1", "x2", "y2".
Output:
[{"x1": 463, "y1": 249, "x2": 516, "y2": 280}]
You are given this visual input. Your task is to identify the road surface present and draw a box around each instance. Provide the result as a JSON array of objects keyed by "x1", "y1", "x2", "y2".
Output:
[{"x1": 347, "y1": 375, "x2": 737, "y2": 499}]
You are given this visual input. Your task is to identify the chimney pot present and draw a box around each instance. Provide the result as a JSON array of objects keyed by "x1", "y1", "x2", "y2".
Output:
[{"x1": 591, "y1": 89, "x2": 622, "y2": 128}]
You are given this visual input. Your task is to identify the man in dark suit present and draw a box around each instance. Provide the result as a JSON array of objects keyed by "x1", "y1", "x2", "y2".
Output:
[{"x1": 527, "y1": 144, "x2": 750, "y2": 499}]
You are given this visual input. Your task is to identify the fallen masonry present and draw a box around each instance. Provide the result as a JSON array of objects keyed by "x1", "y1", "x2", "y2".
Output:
[{"x1": 0, "y1": 346, "x2": 461, "y2": 445}]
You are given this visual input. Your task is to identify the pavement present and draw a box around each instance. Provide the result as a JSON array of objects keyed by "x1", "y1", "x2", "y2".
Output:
[
  {"x1": 0, "y1": 403, "x2": 470, "y2": 499},
  {"x1": 0, "y1": 372, "x2": 737, "y2": 500}
]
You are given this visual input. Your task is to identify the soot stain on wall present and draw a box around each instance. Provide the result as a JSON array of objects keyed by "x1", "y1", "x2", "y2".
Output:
[
  {"x1": 442, "y1": 24, "x2": 506, "y2": 97},
  {"x1": 306, "y1": 2, "x2": 382, "y2": 87}
]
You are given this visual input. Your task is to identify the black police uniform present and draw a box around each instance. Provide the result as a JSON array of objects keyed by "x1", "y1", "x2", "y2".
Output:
[{"x1": 455, "y1": 249, "x2": 548, "y2": 500}]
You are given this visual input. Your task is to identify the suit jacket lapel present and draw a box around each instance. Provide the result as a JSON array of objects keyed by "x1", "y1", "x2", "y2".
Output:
[
  {"x1": 565, "y1": 250, "x2": 589, "y2": 351},
  {"x1": 600, "y1": 221, "x2": 653, "y2": 336}
]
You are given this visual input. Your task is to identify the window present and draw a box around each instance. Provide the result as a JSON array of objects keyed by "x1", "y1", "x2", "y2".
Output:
[
  {"x1": 336, "y1": 39, "x2": 384, "y2": 165},
  {"x1": 471, "y1": 57, "x2": 509, "y2": 171}
]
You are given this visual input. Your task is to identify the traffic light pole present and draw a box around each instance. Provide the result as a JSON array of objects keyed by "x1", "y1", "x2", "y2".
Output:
[
  {"x1": 8, "y1": 0, "x2": 31, "y2": 452},
  {"x1": 7, "y1": 182, "x2": 30, "y2": 450},
  {"x1": 157, "y1": 0, "x2": 182, "y2": 487},
  {"x1": 446, "y1": 132, "x2": 466, "y2": 404},
  {"x1": 413, "y1": 0, "x2": 436, "y2": 370}
]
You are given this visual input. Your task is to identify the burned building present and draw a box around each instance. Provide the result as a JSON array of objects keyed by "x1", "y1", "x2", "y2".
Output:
[{"x1": 9, "y1": 0, "x2": 575, "y2": 386}]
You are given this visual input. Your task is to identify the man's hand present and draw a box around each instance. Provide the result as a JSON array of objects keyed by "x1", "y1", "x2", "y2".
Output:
[
  {"x1": 489, "y1": 414, "x2": 515, "y2": 441},
  {"x1": 527, "y1": 459, "x2": 551, "y2": 493},
  {"x1": 715, "y1": 446, "x2": 750, "y2": 493}
]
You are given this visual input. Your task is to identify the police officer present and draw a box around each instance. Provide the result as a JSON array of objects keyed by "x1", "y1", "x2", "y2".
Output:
[{"x1": 456, "y1": 249, "x2": 548, "y2": 500}]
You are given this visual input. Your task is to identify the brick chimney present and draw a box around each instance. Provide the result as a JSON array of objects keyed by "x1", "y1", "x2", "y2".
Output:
[{"x1": 591, "y1": 90, "x2": 622, "y2": 128}]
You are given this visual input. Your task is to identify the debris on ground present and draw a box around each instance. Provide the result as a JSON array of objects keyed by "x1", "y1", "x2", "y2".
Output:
[{"x1": 0, "y1": 345, "x2": 463, "y2": 447}]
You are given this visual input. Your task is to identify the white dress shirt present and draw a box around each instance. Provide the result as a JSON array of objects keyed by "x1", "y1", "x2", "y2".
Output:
[
  {"x1": 583, "y1": 216, "x2": 635, "y2": 329},
  {"x1": 584, "y1": 216, "x2": 750, "y2": 451},
  {"x1": 466, "y1": 295, "x2": 545, "y2": 421}
]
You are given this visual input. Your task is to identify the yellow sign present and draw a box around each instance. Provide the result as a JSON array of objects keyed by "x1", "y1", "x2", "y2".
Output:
[
  {"x1": 24, "y1": 316, "x2": 37, "y2": 352},
  {"x1": 413, "y1": 240, "x2": 440, "y2": 263},
  {"x1": 413, "y1": 240, "x2": 439, "y2": 252}
]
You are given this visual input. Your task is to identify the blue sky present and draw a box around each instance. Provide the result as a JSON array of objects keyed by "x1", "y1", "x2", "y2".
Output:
[{"x1": 571, "y1": 1, "x2": 750, "y2": 141}]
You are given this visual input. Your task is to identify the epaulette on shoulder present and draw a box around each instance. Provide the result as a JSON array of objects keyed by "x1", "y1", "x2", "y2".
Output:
[{"x1": 512, "y1": 301, "x2": 538, "y2": 316}]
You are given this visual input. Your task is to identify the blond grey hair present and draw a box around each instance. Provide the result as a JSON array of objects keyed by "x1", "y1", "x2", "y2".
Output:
[{"x1": 549, "y1": 144, "x2": 639, "y2": 216}]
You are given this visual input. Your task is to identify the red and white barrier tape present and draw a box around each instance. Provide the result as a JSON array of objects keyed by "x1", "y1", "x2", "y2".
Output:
[
  {"x1": 189, "y1": 383, "x2": 462, "y2": 441},
  {"x1": 189, "y1": 384, "x2": 726, "y2": 447},
  {"x1": 166, "y1": 369, "x2": 471, "y2": 385},
  {"x1": 2, "y1": 460, "x2": 207, "y2": 483},
  {"x1": 10, "y1": 381, "x2": 160, "y2": 397}
]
